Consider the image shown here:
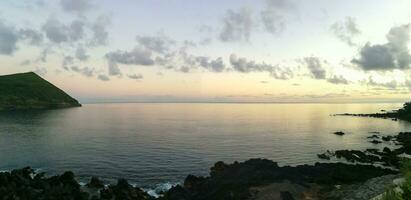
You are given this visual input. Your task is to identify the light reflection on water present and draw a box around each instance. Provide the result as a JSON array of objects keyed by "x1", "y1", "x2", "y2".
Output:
[{"x1": 0, "y1": 103, "x2": 410, "y2": 187}]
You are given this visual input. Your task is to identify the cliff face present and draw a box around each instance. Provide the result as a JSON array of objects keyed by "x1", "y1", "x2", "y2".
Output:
[{"x1": 0, "y1": 72, "x2": 81, "y2": 110}]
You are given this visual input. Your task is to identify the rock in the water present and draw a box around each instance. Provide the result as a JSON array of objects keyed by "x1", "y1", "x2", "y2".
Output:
[
  {"x1": 382, "y1": 136, "x2": 393, "y2": 141},
  {"x1": 87, "y1": 177, "x2": 104, "y2": 189},
  {"x1": 370, "y1": 140, "x2": 382, "y2": 144},
  {"x1": 367, "y1": 135, "x2": 379, "y2": 139},
  {"x1": 280, "y1": 191, "x2": 295, "y2": 200},
  {"x1": 333, "y1": 131, "x2": 345, "y2": 136}
]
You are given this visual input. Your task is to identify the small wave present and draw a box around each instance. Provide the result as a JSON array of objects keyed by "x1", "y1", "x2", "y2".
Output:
[{"x1": 143, "y1": 182, "x2": 179, "y2": 198}]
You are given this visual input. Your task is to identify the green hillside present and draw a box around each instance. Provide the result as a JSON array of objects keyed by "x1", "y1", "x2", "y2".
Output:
[{"x1": 0, "y1": 72, "x2": 81, "y2": 110}]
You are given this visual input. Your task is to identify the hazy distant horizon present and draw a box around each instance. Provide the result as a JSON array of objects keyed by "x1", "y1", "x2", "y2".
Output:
[{"x1": 77, "y1": 98, "x2": 410, "y2": 104}]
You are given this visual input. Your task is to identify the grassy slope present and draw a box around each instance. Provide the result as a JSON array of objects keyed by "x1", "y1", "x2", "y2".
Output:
[{"x1": 0, "y1": 72, "x2": 81, "y2": 110}]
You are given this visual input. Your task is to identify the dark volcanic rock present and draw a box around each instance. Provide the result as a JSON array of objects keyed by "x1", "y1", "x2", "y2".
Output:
[
  {"x1": 333, "y1": 131, "x2": 345, "y2": 136},
  {"x1": 318, "y1": 132, "x2": 411, "y2": 168},
  {"x1": 162, "y1": 159, "x2": 395, "y2": 200},
  {"x1": 382, "y1": 135, "x2": 393, "y2": 141},
  {"x1": 0, "y1": 167, "x2": 154, "y2": 200},
  {"x1": 317, "y1": 153, "x2": 331, "y2": 160},
  {"x1": 100, "y1": 179, "x2": 154, "y2": 200},
  {"x1": 336, "y1": 102, "x2": 411, "y2": 122},
  {"x1": 280, "y1": 191, "x2": 295, "y2": 200},
  {"x1": 370, "y1": 139, "x2": 382, "y2": 144},
  {"x1": 367, "y1": 134, "x2": 379, "y2": 139},
  {"x1": 0, "y1": 167, "x2": 89, "y2": 200},
  {"x1": 87, "y1": 176, "x2": 104, "y2": 189}
]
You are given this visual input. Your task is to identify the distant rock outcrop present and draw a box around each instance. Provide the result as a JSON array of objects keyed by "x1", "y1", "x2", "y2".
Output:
[
  {"x1": 0, "y1": 72, "x2": 81, "y2": 110},
  {"x1": 336, "y1": 102, "x2": 411, "y2": 122}
]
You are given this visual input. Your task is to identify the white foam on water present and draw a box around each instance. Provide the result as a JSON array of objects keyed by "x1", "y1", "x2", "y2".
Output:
[{"x1": 143, "y1": 182, "x2": 179, "y2": 198}]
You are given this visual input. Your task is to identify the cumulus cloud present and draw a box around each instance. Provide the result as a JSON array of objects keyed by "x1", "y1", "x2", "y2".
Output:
[
  {"x1": 303, "y1": 57, "x2": 326, "y2": 79},
  {"x1": 219, "y1": 7, "x2": 253, "y2": 42},
  {"x1": 75, "y1": 46, "x2": 89, "y2": 61},
  {"x1": 71, "y1": 66, "x2": 95, "y2": 77},
  {"x1": 18, "y1": 28, "x2": 43, "y2": 46},
  {"x1": 128, "y1": 74, "x2": 143, "y2": 80},
  {"x1": 62, "y1": 56, "x2": 74, "y2": 70},
  {"x1": 0, "y1": 22, "x2": 18, "y2": 55},
  {"x1": 330, "y1": 17, "x2": 360, "y2": 46},
  {"x1": 42, "y1": 18, "x2": 85, "y2": 43},
  {"x1": 261, "y1": 0, "x2": 295, "y2": 34},
  {"x1": 105, "y1": 47, "x2": 155, "y2": 76},
  {"x1": 108, "y1": 61, "x2": 121, "y2": 76},
  {"x1": 179, "y1": 66, "x2": 190, "y2": 73},
  {"x1": 327, "y1": 75, "x2": 349, "y2": 84},
  {"x1": 106, "y1": 48, "x2": 155, "y2": 66},
  {"x1": 89, "y1": 15, "x2": 110, "y2": 46},
  {"x1": 20, "y1": 59, "x2": 31, "y2": 66},
  {"x1": 366, "y1": 77, "x2": 398, "y2": 89},
  {"x1": 34, "y1": 67, "x2": 47, "y2": 76},
  {"x1": 136, "y1": 35, "x2": 175, "y2": 54},
  {"x1": 42, "y1": 18, "x2": 67, "y2": 43},
  {"x1": 60, "y1": 0, "x2": 92, "y2": 13},
  {"x1": 229, "y1": 54, "x2": 293, "y2": 79},
  {"x1": 98, "y1": 74, "x2": 110, "y2": 81},
  {"x1": 195, "y1": 56, "x2": 225, "y2": 72},
  {"x1": 352, "y1": 24, "x2": 411, "y2": 70}
]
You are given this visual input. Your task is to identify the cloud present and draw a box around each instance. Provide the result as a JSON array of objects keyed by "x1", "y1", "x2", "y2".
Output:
[
  {"x1": 34, "y1": 67, "x2": 47, "y2": 76},
  {"x1": 20, "y1": 59, "x2": 31, "y2": 66},
  {"x1": 62, "y1": 56, "x2": 74, "y2": 70},
  {"x1": 105, "y1": 47, "x2": 155, "y2": 76},
  {"x1": 69, "y1": 19, "x2": 85, "y2": 41},
  {"x1": 0, "y1": 22, "x2": 18, "y2": 55},
  {"x1": 60, "y1": 0, "x2": 92, "y2": 13},
  {"x1": 128, "y1": 74, "x2": 143, "y2": 80},
  {"x1": 229, "y1": 54, "x2": 293, "y2": 79},
  {"x1": 303, "y1": 57, "x2": 326, "y2": 79},
  {"x1": 352, "y1": 24, "x2": 411, "y2": 70},
  {"x1": 18, "y1": 28, "x2": 43, "y2": 46},
  {"x1": 261, "y1": 0, "x2": 295, "y2": 35},
  {"x1": 327, "y1": 75, "x2": 349, "y2": 84},
  {"x1": 75, "y1": 46, "x2": 89, "y2": 61},
  {"x1": 108, "y1": 61, "x2": 121, "y2": 76},
  {"x1": 330, "y1": 17, "x2": 360, "y2": 46},
  {"x1": 136, "y1": 35, "x2": 175, "y2": 54},
  {"x1": 42, "y1": 18, "x2": 85, "y2": 43},
  {"x1": 195, "y1": 56, "x2": 225, "y2": 72},
  {"x1": 89, "y1": 15, "x2": 110, "y2": 46},
  {"x1": 71, "y1": 66, "x2": 95, "y2": 77},
  {"x1": 38, "y1": 47, "x2": 53, "y2": 62},
  {"x1": 366, "y1": 77, "x2": 398, "y2": 89},
  {"x1": 106, "y1": 48, "x2": 155, "y2": 66},
  {"x1": 98, "y1": 74, "x2": 110, "y2": 81},
  {"x1": 179, "y1": 66, "x2": 190, "y2": 73},
  {"x1": 219, "y1": 7, "x2": 253, "y2": 42}
]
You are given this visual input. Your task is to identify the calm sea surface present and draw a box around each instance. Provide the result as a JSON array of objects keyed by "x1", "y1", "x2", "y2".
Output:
[{"x1": 1, "y1": 103, "x2": 410, "y2": 190}]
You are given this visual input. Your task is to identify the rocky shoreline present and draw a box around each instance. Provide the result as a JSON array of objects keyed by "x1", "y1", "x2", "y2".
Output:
[
  {"x1": 0, "y1": 158, "x2": 398, "y2": 200},
  {"x1": 335, "y1": 102, "x2": 411, "y2": 122}
]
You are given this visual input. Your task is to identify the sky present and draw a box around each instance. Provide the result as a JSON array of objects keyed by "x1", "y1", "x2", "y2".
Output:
[{"x1": 1, "y1": 0, "x2": 411, "y2": 103}]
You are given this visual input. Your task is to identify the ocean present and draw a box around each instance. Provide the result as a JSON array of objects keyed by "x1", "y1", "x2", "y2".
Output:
[{"x1": 0, "y1": 103, "x2": 410, "y2": 191}]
